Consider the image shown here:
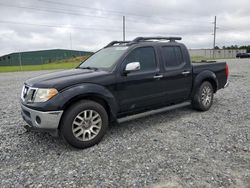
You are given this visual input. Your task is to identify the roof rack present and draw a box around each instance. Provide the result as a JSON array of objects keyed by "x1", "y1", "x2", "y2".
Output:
[
  {"x1": 132, "y1": 37, "x2": 182, "y2": 43},
  {"x1": 104, "y1": 37, "x2": 182, "y2": 48},
  {"x1": 105, "y1": 41, "x2": 131, "y2": 48}
]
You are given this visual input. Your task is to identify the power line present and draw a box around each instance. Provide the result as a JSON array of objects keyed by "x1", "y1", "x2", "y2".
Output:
[
  {"x1": 0, "y1": 19, "x2": 210, "y2": 36},
  {"x1": 126, "y1": 19, "x2": 211, "y2": 28},
  {"x1": 38, "y1": 0, "x2": 147, "y2": 18},
  {"x1": 0, "y1": 20, "x2": 122, "y2": 32},
  {"x1": 0, "y1": 20, "x2": 165, "y2": 35},
  {"x1": 0, "y1": 3, "x2": 212, "y2": 28},
  {"x1": 0, "y1": 1, "x2": 210, "y2": 26},
  {"x1": 0, "y1": 2, "x2": 218, "y2": 40},
  {"x1": 38, "y1": 0, "x2": 211, "y2": 25},
  {"x1": 0, "y1": 3, "x2": 120, "y2": 21}
]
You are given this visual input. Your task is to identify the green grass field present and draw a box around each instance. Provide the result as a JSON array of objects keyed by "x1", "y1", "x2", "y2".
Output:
[
  {"x1": 191, "y1": 56, "x2": 211, "y2": 62},
  {"x1": 0, "y1": 55, "x2": 219, "y2": 73},
  {"x1": 191, "y1": 56, "x2": 230, "y2": 62},
  {"x1": 0, "y1": 56, "x2": 88, "y2": 73}
]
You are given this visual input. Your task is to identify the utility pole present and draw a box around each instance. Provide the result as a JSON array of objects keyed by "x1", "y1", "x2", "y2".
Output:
[
  {"x1": 41, "y1": 56, "x2": 44, "y2": 70},
  {"x1": 69, "y1": 32, "x2": 74, "y2": 67},
  {"x1": 70, "y1": 32, "x2": 72, "y2": 50},
  {"x1": 18, "y1": 51, "x2": 22, "y2": 71},
  {"x1": 123, "y1": 16, "x2": 125, "y2": 41},
  {"x1": 212, "y1": 16, "x2": 217, "y2": 58}
]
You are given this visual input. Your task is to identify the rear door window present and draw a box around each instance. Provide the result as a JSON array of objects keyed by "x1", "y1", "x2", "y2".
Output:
[{"x1": 161, "y1": 46, "x2": 184, "y2": 68}]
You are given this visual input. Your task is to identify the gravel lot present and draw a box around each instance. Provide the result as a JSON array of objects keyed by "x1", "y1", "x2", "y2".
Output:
[{"x1": 0, "y1": 59, "x2": 249, "y2": 187}]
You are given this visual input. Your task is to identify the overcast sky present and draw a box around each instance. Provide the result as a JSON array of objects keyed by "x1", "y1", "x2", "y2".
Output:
[{"x1": 0, "y1": 0, "x2": 250, "y2": 56}]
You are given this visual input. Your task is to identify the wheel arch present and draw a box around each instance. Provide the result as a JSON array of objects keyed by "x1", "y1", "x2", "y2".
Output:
[
  {"x1": 202, "y1": 78, "x2": 217, "y2": 93},
  {"x1": 191, "y1": 70, "x2": 218, "y2": 98},
  {"x1": 62, "y1": 93, "x2": 113, "y2": 119},
  {"x1": 58, "y1": 84, "x2": 119, "y2": 129}
]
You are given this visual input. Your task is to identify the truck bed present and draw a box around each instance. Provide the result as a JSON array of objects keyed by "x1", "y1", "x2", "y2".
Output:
[{"x1": 192, "y1": 61, "x2": 227, "y2": 90}]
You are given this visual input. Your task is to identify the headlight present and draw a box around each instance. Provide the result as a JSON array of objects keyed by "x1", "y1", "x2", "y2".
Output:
[{"x1": 33, "y1": 88, "x2": 58, "y2": 102}]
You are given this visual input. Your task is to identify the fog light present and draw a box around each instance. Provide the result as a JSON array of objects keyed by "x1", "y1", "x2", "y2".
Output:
[{"x1": 36, "y1": 116, "x2": 41, "y2": 124}]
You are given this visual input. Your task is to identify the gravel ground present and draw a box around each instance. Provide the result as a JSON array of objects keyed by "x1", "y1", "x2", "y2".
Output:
[{"x1": 0, "y1": 59, "x2": 249, "y2": 188}]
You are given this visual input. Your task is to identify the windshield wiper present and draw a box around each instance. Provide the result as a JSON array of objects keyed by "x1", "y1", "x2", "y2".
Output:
[{"x1": 77, "y1": 66, "x2": 98, "y2": 70}]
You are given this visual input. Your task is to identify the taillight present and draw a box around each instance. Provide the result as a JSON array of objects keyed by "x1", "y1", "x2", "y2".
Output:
[{"x1": 225, "y1": 63, "x2": 229, "y2": 80}]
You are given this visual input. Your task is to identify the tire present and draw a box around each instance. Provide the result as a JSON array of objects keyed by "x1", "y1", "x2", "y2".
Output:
[
  {"x1": 192, "y1": 81, "x2": 214, "y2": 111},
  {"x1": 60, "y1": 100, "x2": 109, "y2": 149}
]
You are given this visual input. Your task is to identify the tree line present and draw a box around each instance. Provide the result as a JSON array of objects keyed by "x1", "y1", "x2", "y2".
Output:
[{"x1": 214, "y1": 45, "x2": 250, "y2": 53}]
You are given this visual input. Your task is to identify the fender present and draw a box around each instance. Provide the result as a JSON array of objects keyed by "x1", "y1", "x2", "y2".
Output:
[
  {"x1": 60, "y1": 83, "x2": 119, "y2": 119},
  {"x1": 191, "y1": 70, "x2": 218, "y2": 98}
]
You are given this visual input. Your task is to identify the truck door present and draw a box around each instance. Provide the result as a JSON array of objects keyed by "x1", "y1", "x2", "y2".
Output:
[
  {"x1": 160, "y1": 45, "x2": 192, "y2": 102},
  {"x1": 116, "y1": 46, "x2": 166, "y2": 112}
]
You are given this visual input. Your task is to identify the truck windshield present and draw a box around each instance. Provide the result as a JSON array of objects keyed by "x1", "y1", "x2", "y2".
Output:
[{"x1": 79, "y1": 46, "x2": 128, "y2": 71}]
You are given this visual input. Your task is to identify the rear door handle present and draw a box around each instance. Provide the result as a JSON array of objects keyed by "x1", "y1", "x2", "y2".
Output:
[
  {"x1": 153, "y1": 75, "x2": 163, "y2": 79},
  {"x1": 181, "y1": 71, "x2": 191, "y2": 75}
]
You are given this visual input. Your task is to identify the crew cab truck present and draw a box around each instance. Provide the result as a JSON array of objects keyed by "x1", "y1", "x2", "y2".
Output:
[{"x1": 20, "y1": 37, "x2": 229, "y2": 149}]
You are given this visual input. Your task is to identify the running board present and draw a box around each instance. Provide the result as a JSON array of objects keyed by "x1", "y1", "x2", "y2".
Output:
[{"x1": 117, "y1": 101, "x2": 191, "y2": 123}]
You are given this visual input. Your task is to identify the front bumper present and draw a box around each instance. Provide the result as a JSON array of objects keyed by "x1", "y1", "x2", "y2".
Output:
[{"x1": 21, "y1": 104, "x2": 63, "y2": 130}]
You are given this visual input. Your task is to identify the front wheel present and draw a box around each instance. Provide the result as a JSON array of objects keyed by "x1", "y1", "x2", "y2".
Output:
[
  {"x1": 60, "y1": 100, "x2": 108, "y2": 149},
  {"x1": 192, "y1": 81, "x2": 214, "y2": 111}
]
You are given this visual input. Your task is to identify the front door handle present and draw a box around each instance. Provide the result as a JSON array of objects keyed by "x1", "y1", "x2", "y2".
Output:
[
  {"x1": 181, "y1": 71, "x2": 191, "y2": 75},
  {"x1": 153, "y1": 75, "x2": 163, "y2": 79}
]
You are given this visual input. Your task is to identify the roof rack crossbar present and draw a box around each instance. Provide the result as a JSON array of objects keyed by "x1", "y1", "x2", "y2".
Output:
[
  {"x1": 132, "y1": 37, "x2": 182, "y2": 43},
  {"x1": 104, "y1": 37, "x2": 182, "y2": 48},
  {"x1": 105, "y1": 41, "x2": 131, "y2": 48}
]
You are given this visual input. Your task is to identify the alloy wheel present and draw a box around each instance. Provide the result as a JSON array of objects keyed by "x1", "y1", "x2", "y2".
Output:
[
  {"x1": 201, "y1": 86, "x2": 212, "y2": 107},
  {"x1": 72, "y1": 110, "x2": 102, "y2": 141}
]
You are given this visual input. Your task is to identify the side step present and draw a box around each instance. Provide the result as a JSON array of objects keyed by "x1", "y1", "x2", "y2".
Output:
[{"x1": 117, "y1": 101, "x2": 191, "y2": 123}]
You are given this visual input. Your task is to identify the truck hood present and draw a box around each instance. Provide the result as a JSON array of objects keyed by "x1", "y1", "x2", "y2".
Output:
[{"x1": 25, "y1": 68, "x2": 109, "y2": 90}]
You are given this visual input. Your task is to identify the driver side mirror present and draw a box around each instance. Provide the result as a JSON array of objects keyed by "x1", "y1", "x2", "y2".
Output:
[{"x1": 124, "y1": 62, "x2": 140, "y2": 74}]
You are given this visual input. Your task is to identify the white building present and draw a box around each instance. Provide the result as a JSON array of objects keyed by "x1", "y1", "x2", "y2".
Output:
[{"x1": 189, "y1": 49, "x2": 246, "y2": 59}]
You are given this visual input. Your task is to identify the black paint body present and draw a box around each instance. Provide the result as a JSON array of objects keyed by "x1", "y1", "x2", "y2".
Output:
[{"x1": 22, "y1": 41, "x2": 228, "y2": 121}]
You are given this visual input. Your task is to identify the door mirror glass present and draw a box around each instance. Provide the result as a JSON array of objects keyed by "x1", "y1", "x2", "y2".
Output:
[{"x1": 124, "y1": 62, "x2": 140, "y2": 73}]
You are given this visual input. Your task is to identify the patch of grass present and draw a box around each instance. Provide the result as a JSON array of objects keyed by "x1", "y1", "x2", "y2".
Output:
[
  {"x1": 0, "y1": 56, "x2": 89, "y2": 73},
  {"x1": 191, "y1": 56, "x2": 235, "y2": 62},
  {"x1": 191, "y1": 56, "x2": 210, "y2": 62}
]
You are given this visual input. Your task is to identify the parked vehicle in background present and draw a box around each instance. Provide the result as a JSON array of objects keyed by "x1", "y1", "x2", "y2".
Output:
[
  {"x1": 236, "y1": 52, "x2": 250, "y2": 58},
  {"x1": 20, "y1": 37, "x2": 229, "y2": 149}
]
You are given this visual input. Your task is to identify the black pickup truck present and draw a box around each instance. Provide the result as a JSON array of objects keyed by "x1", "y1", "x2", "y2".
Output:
[{"x1": 21, "y1": 37, "x2": 229, "y2": 148}]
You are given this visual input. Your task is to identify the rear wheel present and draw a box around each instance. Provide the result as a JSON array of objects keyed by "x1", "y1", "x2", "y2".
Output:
[
  {"x1": 192, "y1": 81, "x2": 214, "y2": 111},
  {"x1": 60, "y1": 100, "x2": 108, "y2": 149}
]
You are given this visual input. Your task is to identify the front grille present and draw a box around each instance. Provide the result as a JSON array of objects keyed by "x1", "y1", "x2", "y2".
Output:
[
  {"x1": 23, "y1": 86, "x2": 29, "y2": 98},
  {"x1": 21, "y1": 85, "x2": 37, "y2": 103}
]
